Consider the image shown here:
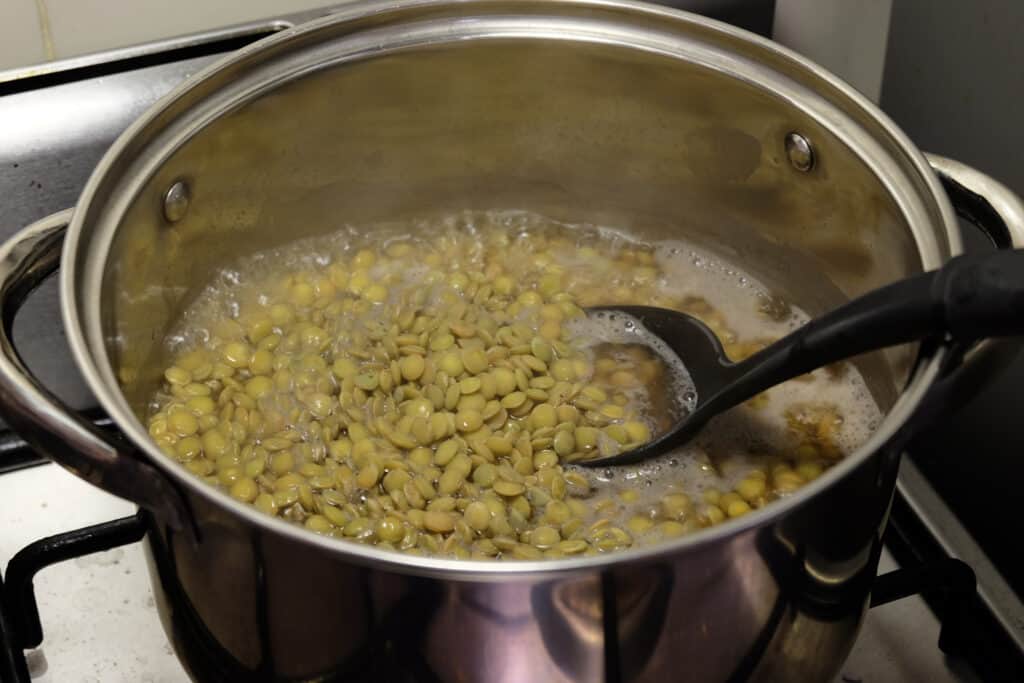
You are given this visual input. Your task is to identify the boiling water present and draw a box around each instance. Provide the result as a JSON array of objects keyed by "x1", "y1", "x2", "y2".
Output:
[
  {"x1": 152, "y1": 209, "x2": 884, "y2": 553},
  {"x1": 560, "y1": 238, "x2": 883, "y2": 540}
]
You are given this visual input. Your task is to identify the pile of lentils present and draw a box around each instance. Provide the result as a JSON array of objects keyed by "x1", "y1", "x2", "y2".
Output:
[{"x1": 146, "y1": 215, "x2": 839, "y2": 559}]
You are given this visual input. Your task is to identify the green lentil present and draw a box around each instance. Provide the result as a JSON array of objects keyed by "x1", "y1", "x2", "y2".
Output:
[
  {"x1": 464, "y1": 501, "x2": 491, "y2": 531},
  {"x1": 423, "y1": 511, "x2": 455, "y2": 533},
  {"x1": 493, "y1": 480, "x2": 526, "y2": 497},
  {"x1": 377, "y1": 516, "x2": 406, "y2": 543},
  {"x1": 456, "y1": 410, "x2": 483, "y2": 432},
  {"x1": 168, "y1": 411, "x2": 199, "y2": 437},
  {"x1": 530, "y1": 404, "x2": 557, "y2": 429},
  {"x1": 552, "y1": 431, "x2": 575, "y2": 457}
]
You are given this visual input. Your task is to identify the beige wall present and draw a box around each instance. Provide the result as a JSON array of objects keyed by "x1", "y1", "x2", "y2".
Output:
[
  {"x1": 0, "y1": 0, "x2": 776, "y2": 73},
  {"x1": 0, "y1": 0, "x2": 338, "y2": 71},
  {"x1": 773, "y1": 0, "x2": 893, "y2": 102},
  {"x1": 881, "y1": 0, "x2": 1024, "y2": 195}
]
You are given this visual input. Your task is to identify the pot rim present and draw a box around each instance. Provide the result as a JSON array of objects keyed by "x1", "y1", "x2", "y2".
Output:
[{"x1": 61, "y1": 0, "x2": 958, "y2": 579}]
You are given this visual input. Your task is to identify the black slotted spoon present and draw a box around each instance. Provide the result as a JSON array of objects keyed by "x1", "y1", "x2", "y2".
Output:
[{"x1": 576, "y1": 249, "x2": 1024, "y2": 468}]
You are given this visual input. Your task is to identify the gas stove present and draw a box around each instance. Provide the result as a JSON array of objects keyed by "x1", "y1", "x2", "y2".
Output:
[{"x1": 1, "y1": 4, "x2": 1022, "y2": 682}]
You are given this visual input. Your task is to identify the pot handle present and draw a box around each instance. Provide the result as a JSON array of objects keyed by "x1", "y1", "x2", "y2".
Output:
[
  {"x1": 892, "y1": 155, "x2": 1024, "y2": 445},
  {"x1": 926, "y1": 155, "x2": 1024, "y2": 370},
  {"x1": 926, "y1": 153, "x2": 1024, "y2": 249},
  {"x1": 0, "y1": 209, "x2": 193, "y2": 536}
]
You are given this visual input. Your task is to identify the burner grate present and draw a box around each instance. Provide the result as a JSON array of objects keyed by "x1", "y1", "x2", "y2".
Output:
[
  {"x1": 1, "y1": 514, "x2": 146, "y2": 682},
  {"x1": 885, "y1": 490, "x2": 1024, "y2": 681}
]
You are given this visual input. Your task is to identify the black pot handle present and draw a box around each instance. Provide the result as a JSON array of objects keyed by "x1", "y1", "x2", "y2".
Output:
[
  {"x1": 883, "y1": 156, "x2": 1024, "y2": 451},
  {"x1": 927, "y1": 154, "x2": 1024, "y2": 250},
  {"x1": 0, "y1": 210, "x2": 193, "y2": 538},
  {"x1": 923, "y1": 154, "x2": 1024, "y2": 383}
]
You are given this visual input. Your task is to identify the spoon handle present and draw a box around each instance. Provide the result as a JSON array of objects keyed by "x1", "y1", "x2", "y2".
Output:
[{"x1": 713, "y1": 248, "x2": 1024, "y2": 411}]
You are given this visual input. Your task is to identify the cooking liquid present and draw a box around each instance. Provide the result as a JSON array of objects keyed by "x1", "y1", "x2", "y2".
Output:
[
  {"x1": 151, "y1": 210, "x2": 883, "y2": 554},
  {"x1": 554, "y1": 275, "x2": 881, "y2": 546}
]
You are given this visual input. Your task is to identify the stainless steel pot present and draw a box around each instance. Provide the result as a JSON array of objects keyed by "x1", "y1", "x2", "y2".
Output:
[{"x1": 1, "y1": 1, "x2": 1022, "y2": 680}]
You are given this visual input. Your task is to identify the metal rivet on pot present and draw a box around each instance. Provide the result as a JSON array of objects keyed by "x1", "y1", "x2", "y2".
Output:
[
  {"x1": 163, "y1": 180, "x2": 191, "y2": 223},
  {"x1": 784, "y1": 133, "x2": 815, "y2": 172}
]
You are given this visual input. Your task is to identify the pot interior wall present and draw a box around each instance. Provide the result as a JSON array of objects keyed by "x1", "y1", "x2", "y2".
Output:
[{"x1": 98, "y1": 35, "x2": 928, "y2": 417}]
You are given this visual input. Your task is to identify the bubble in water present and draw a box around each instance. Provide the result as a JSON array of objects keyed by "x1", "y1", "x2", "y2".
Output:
[
  {"x1": 603, "y1": 468, "x2": 615, "y2": 480},
  {"x1": 683, "y1": 390, "x2": 697, "y2": 403},
  {"x1": 669, "y1": 458, "x2": 680, "y2": 467}
]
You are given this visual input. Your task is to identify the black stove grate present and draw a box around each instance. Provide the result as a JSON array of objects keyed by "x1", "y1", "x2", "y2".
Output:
[
  {"x1": 3, "y1": 515, "x2": 147, "y2": 652},
  {"x1": 0, "y1": 512, "x2": 147, "y2": 682},
  {"x1": 884, "y1": 492, "x2": 1024, "y2": 682}
]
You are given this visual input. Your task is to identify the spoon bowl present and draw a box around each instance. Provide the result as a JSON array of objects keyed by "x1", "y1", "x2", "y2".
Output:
[
  {"x1": 576, "y1": 248, "x2": 1024, "y2": 468},
  {"x1": 577, "y1": 305, "x2": 732, "y2": 467}
]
